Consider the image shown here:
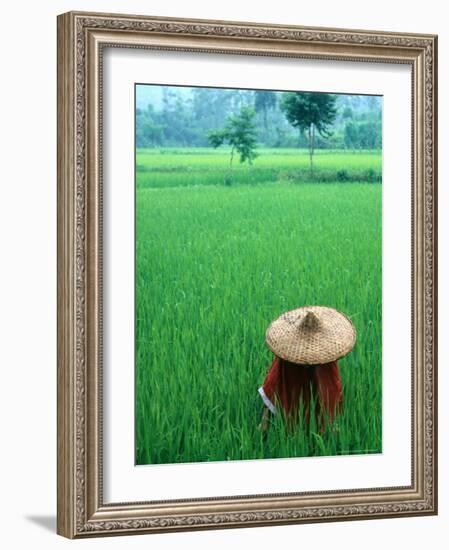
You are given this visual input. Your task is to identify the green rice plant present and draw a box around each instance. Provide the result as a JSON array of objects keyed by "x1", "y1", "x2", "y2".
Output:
[
  {"x1": 136, "y1": 147, "x2": 382, "y2": 188},
  {"x1": 135, "y1": 149, "x2": 382, "y2": 465}
]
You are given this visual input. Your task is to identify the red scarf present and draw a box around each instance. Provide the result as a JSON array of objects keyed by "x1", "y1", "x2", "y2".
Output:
[{"x1": 259, "y1": 356, "x2": 343, "y2": 428}]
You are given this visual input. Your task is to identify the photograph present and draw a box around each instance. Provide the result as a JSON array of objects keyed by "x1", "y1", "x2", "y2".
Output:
[{"x1": 134, "y1": 83, "x2": 383, "y2": 466}]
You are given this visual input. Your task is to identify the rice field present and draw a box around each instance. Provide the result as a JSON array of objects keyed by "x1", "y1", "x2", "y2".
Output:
[
  {"x1": 135, "y1": 148, "x2": 382, "y2": 465},
  {"x1": 136, "y1": 148, "x2": 382, "y2": 188}
]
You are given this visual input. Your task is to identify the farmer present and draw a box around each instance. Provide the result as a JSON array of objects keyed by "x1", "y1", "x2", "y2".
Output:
[{"x1": 258, "y1": 306, "x2": 356, "y2": 432}]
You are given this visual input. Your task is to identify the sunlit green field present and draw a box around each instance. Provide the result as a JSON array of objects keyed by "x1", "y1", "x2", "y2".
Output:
[
  {"x1": 135, "y1": 148, "x2": 382, "y2": 465},
  {"x1": 136, "y1": 147, "x2": 382, "y2": 188}
]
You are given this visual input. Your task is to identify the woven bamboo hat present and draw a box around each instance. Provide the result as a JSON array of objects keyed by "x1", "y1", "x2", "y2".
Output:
[{"x1": 265, "y1": 305, "x2": 356, "y2": 365}]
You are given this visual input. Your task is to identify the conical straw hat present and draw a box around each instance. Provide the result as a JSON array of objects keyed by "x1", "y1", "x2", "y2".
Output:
[{"x1": 265, "y1": 305, "x2": 356, "y2": 365}]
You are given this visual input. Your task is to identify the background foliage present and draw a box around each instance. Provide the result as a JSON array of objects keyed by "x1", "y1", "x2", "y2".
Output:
[{"x1": 136, "y1": 85, "x2": 382, "y2": 150}]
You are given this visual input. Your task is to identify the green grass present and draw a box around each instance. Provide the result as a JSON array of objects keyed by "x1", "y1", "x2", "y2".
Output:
[
  {"x1": 135, "y1": 148, "x2": 382, "y2": 465},
  {"x1": 136, "y1": 147, "x2": 382, "y2": 188}
]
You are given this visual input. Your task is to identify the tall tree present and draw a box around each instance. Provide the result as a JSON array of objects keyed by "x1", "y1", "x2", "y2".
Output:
[
  {"x1": 254, "y1": 90, "x2": 277, "y2": 129},
  {"x1": 281, "y1": 92, "x2": 337, "y2": 173},
  {"x1": 207, "y1": 106, "x2": 258, "y2": 167}
]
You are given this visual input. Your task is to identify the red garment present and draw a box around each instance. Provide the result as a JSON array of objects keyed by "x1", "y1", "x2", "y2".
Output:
[{"x1": 259, "y1": 356, "x2": 343, "y2": 428}]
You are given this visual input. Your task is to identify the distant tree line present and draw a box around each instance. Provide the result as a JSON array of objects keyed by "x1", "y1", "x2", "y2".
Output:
[{"x1": 136, "y1": 86, "x2": 382, "y2": 151}]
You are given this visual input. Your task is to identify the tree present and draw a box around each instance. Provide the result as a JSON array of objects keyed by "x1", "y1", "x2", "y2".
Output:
[
  {"x1": 207, "y1": 106, "x2": 258, "y2": 167},
  {"x1": 135, "y1": 104, "x2": 166, "y2": 147},
  {"x1": 254, "y1": 90, "x2": 277, "y2": 129},
  {"x1": 344, "y1": 119, "x2": 382, "y2": 150},
  {"x1": 280, "y1": 92, "x2": 337, "y2": 173},
  {"x1": 342, "y1": 106, "x2": 353, "y2": 120}
]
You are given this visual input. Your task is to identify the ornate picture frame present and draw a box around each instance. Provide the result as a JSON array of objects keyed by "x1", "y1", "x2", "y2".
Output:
[{"x1": 57, "y1": 11, "x2": 437, "y2": 538}]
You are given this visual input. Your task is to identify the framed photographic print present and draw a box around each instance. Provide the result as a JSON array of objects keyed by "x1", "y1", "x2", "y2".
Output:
[{"x1": 57, "y1": 11, "x2": 438, "y2": 538}]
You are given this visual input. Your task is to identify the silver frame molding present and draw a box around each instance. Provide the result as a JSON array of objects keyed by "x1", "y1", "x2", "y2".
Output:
[{"x1": 57, "y1": 11, "x2": 438, "y2": 538}]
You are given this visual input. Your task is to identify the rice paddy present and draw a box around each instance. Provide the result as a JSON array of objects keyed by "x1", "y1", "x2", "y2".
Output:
[{"x1": 135, "y1": 148, "x2": 382, "y2": 465}]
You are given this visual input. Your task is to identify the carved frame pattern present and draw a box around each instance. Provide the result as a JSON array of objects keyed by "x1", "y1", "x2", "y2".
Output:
[{"x1": 57, "y1": 11, "x2": 437, "y2": 538}]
